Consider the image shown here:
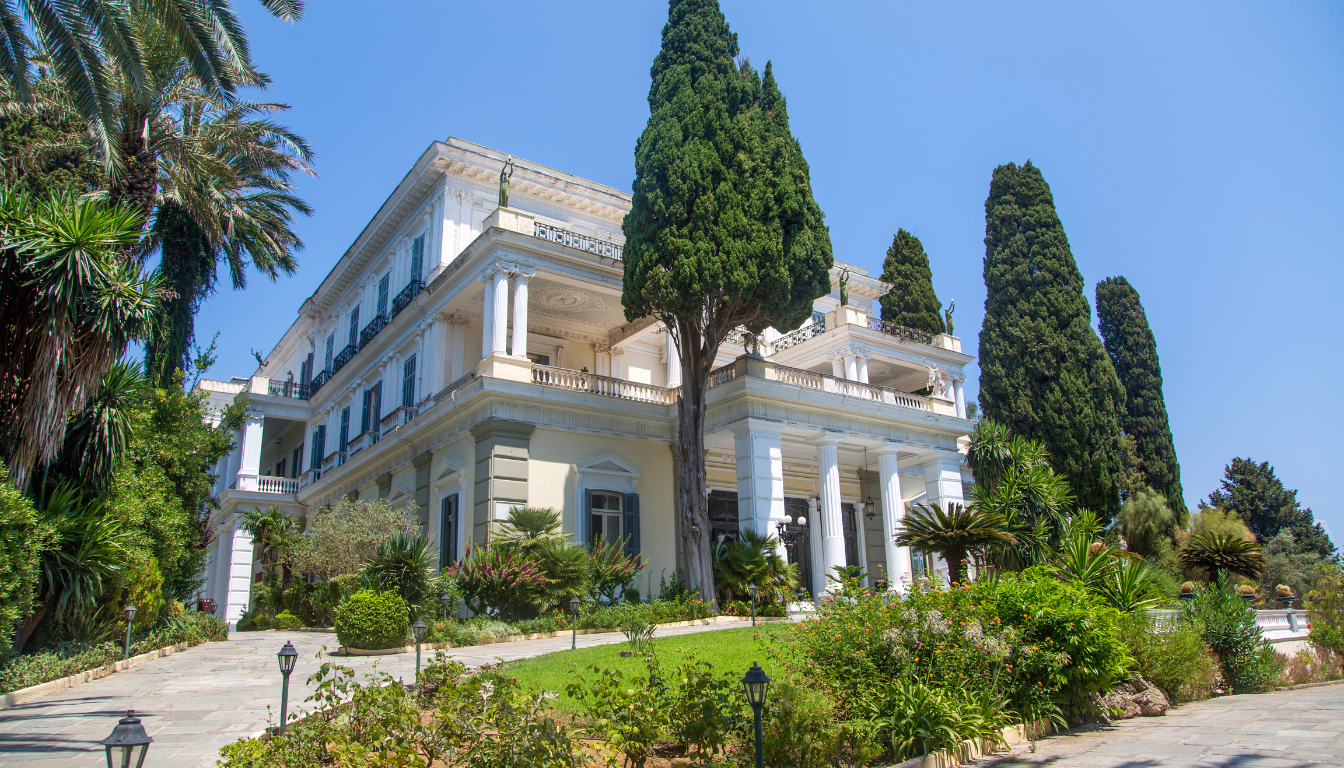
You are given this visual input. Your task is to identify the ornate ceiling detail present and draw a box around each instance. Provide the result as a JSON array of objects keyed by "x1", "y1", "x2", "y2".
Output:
[{"x1": 531, "y1": 285, "x2": 610, "y2": 314}]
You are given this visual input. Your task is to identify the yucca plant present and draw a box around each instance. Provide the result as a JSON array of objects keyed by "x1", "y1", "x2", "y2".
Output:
[
  {"x1": 362, "y1": 531, "x2": 435, "y2": 619},
  {"x1": 1180, "y1": 532, "x2": 1266, "y2": 585},
  {"x1": 895, "y1": 502, "x2": 1015, "y2": 583},
  {"x1": 1098, "y1": 558, "x2": 1165, "y2": 614}
]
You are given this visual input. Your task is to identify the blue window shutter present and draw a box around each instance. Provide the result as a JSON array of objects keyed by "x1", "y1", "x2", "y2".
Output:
[
  {"x1": 623, "y1": 492, "x2": 640, "y2": 557},
  {"x1": 583, "y1": 489, "x2": 594, "y2": 546},
  {"x1": 440, "y1": 493, "x2": 458, "y2": 570},
  {"x1": 361, "y1": 389, "x2": 372, "y2": 434},
  {"x1": 411, "y1": 235, "x2": 424, "y2": 279}
]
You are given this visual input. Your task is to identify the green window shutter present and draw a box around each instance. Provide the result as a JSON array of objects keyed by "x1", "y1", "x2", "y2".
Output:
[
  {"x1": 583, "y1": 488, "x2": 594, "y2": 546},
  {"x1": 623, "y1": 492, "x2": 640, "y2": 557}
]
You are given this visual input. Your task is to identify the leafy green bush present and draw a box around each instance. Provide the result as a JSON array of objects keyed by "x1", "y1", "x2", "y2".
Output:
[
  {"x1": 567, "y1": 660, "x2": 669, "y2": 768},
  {"x1": 865, "y1": 680, "x2": 1006, "y2": 762},
  {"x1": 0, "y1": 463, "x2": 50, "y2": 639},
  {"x1": 273, "y1": 611, "x2": 303, "y2": 630},
  {"x1": 1183, "y1": 583, "x2": 1280, "y2": 694},
  {"x1": 1117, "y1": 613, "x2": 1215, "y2": 704},
  {"x1": 1306, "y1": 561, "x2": 1344, "y2": 655},
  {"x1": 334, "y1": 590, "x2": 409, "y2": 650},
  {"x1": 282, "y1": 582, "x2": 320, "y2": 627},
  {"x1": 759, "y1": 678, "x2": 878, "y2": 768},
  {"x1": 235, "y1": 610, "x2": 271, "y2": 632},
  {"x1": 647, "y1": 651, "x2": 748, "y2": 763},
  {"x1": 361, "y1": 531, "x2": 435, "y2": 619}
]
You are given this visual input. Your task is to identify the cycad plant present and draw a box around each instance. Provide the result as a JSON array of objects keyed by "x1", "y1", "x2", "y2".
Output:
[
  {"x1": 712, "y1": 528, "x2": 799, "y2": 605},
  {"x1": 894, "y1": 503, "x2": 1016, "y2": 584},
  {"x1": 362, "y1": 531, "x2": 435, "y2": 620},
  {"x1": 1180, "y1": 532, "x2": 1266, "y2": 586},
  {"x1": 493, "y1": 506, "x2": 593, "y2": 613}
]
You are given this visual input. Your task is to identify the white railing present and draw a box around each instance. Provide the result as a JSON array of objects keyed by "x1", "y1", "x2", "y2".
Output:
[
  {"x1": 706, "y1": 364, "x2": 737, "y2": 388},
  {"x1": 772, "y1": 364, "x2": 933, "y2": 411},
  {"x1": 532, "y1": 365, "x2": 677, "y2": 404},
  {"x1": 257, "y1": 476, "x2": 299, "y2": 494},
  {"x1": 434, "y1": 372, "x2": 478, "y2": 403},
  {"x1": 198, "y1": 379, "x2": 248, "y2": 395}
]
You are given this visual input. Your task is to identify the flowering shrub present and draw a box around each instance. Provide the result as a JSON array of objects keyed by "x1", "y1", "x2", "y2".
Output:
[
  {"x1": 790, "y1": 568, "x2": 1128, "y2": 723},
  {"x1": 449, "y1": 544, "x2": 551, "y2": 620},
  {"x1": 588, "y1": 539, "x2": 643, "y2": 604}
]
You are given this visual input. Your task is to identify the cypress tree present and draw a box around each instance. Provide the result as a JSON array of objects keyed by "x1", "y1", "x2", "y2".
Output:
[
  {"x1": 623, "y1": 0, "x2": 832, "y2": 604},
  {"x1": 878, "y1": 229, "x2": 946, "y2": 335},
  {"x1": 1095, "y1": 276, "x2": 1186, "y2": 520},
  {"x1": 978, "y1": 162, "x2": 1125, "y2": 518}
]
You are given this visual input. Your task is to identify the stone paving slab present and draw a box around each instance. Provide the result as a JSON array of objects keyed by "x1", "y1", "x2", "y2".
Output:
[
  {"x1": 975, "y1": 682, "x2": 1344, "y2": 768},
  {"x1": 0, "y1": 618, "x2": 759, "y2": 767}
]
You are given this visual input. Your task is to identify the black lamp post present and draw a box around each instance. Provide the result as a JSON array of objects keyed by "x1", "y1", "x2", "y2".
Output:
[
  {"x1": 747, "y1": 583, "x2": 757, "y2": 627},
  {"x1": 122, "y1": 605, "x2": 136, "y2": 659},
  {"x1": 277, "y1": 641, "x2": 298, "y2": 734},
  {"x1": 440, "y1": 591, "x2": 453, "y2": 619},
  {"x1": 570, "y1": 597, "x2": 581, "y2": 650},
  {"x1": 412, "y1": 619, "x2": 427, "y2": 684},
  {"x1": 102, "y1": 710, "x2": 152, "y2": 768},
  {"x1": 742, "y1": 663, "x2": 771, "y2": 768}
]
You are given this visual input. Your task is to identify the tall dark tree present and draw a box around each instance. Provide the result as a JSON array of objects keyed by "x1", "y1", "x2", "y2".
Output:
[
  {"x1": 1207, "y1": 458, "x2": 1334, "y2": 557},
  {"x1": 978, "y1": 161, "x2": 1125, "y2": 518},
  {"x1": 878, "y1": 228, "x2": 945, "y2": 335},
  {"x1": 622, "y1": 0, "x2": 832, "y2": 604},
  {"x1": 1095, "y1": 276, "x2": 1186, "y2": 520}
]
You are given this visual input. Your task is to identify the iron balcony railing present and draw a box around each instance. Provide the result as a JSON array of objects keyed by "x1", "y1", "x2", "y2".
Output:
[
  {"x1": 359, "y1": 312, "x2": 389, "y2": 347},
  {"x1": 391, "y1": 278, "x2": 425, "y2": 318},
  {"x1": 332, "y1": 343, "x2": 357, "y2": 373},
  {"x1": 267, "y1": 379, "x2": 304, "y2": 399},
  {"x1": 301, "y1": 368, "x2": 333, "y2": 399},
  {"x1": 770, "y1": 320, "x2": 826, "y2": 354}
]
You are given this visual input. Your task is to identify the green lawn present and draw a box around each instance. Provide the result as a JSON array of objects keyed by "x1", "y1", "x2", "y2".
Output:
[{"x1": 497, "y1": 624, "x2": 795, "y2": 712}]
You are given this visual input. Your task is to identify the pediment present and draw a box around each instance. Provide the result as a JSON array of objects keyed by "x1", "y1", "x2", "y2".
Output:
[{"x1": 575, "y1": 452, "x2": 642, "y2": 478}]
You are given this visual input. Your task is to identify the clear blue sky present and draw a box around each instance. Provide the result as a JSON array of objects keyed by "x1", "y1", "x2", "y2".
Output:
[{"x1": 197, "y1": 1, "x2": 1342, "y2": 540}]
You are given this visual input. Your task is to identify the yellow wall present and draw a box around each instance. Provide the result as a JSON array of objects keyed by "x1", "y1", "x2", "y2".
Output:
[{"x1": 527, "y1": 429, "x2": 676, "y2": 597}]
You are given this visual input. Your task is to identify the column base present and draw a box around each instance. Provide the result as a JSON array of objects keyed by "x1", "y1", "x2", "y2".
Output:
[{"x1": 477, "y1": 354, "x2": 533, "y2": 383}]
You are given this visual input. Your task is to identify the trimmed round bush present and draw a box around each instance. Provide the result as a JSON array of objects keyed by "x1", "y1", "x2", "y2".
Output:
[
  {"x1": 273, "y1": 611, "x2": 303, "y2": 630},
  {"x1": 335, "y1": 590, "x2": 409, "y2": 650}
]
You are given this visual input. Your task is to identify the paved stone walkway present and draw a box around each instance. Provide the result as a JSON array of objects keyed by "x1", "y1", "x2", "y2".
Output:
[
  {"x1": 0, "y1": 619, "x2": 759, "y2": 767},
  {"x1": 976, "y1": 682, "x2": 1344, "y2": 768}
]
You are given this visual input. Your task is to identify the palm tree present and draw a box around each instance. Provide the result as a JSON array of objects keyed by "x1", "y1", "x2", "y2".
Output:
[
  {"x1": 15, "y1": 482, "x2": 128, "y2": 650},
  {"x1": 0, "y1": 0, "x2": 302, "y2": 185},
  {"x1": 894, "y1": 502, "x2": 1016, "y2": 584},
  {"x1": 49, "y1": 358, "x2": 146, "y2": 492},
  {"x1": 712, "y1": 528, "x2": 799, "y2": 605},
  {"x1": 967, "y1": 419, "x2": 1075, "y2": 572},
  {"x1": 237, "y1": 506, "x2": 297, "y2": 602},
  {"x1": 0, "y1": 188, "x2": 158, "y2": 490},
  {"x1": 1180, "y1": 532, "x2": 1266, "y2": 585}
]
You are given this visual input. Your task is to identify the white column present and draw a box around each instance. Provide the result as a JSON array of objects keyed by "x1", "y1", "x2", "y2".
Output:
[
  {"x1": 830, "y1": 357, "x2": 844, "y2": 378},
  {"x1": 877, "y1": 445, "x2": 909, "y2": 592},
  {"x1": 235, "y1": 414, "x2": 264, "y2": 492},
  {"x1": 665, "y1": 327, "x2": 682, "y2": 388},
  {"x1": 479, "y1": 268, "x2": 495, "y2": 362},
  {"x1": 428, "y1": 191, "x2": 447, "y2": 278},
  {"x1": 953, "y1": 377, "x2": 967, "y2": 418},
  {"x1": 610, "y1": 347, "x2": 624, "y2": 379},
  {"x1": 854, "y1": 500, "x2": 870, "y2": 585},
  {"x1": 414, "y1": 324, "x2": 429, "y2": 404},
  {"x1": 222, "y1": 519, "x2": 255, "y2": 627},
  {"x1": 382, "y1": 355, "x2": 397, "y2": 413},
  {"x1": 223, "y1": 435, "x2": 242, "y2": 490},
  {"x1": 510, "y1": 268, "x2": 533, "y2": 359},
  {"x1": 856, "y1": 354, "x2": 870, "y2": 384},
  {"x1": 595, "y1": 345, "x2": 611, "y2": 377},
  {"x1": 807, "y1": 496, "x2": 825, "y2": 599},
  {"x1": 426, "y1": 314, "x2": 446, "y2": 395},
  {"x1": 491, "y1": 268, "x2": 509, "y2": 356},
  {"x1": 210, "y1": 525, "x2": 231, "y2": 609},
  {"x1": 815, "y1": 436, "x2": 846, "y2": 590},
  {"x1": 449, "y1": 315, "x2": 468, "y2": 382},
  {"x1": 843, "y1": 355, "x2": 858, "y2": 382},
  {"x1": 732, "y1": 419, "x2": 786, "y2": 558},
  {"x1": 922, "y1": 454, "x2": 968, "y2": 582}
]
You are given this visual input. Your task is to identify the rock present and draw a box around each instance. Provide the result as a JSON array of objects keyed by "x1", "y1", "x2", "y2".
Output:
[{"x1": 1094, "y1": 675, "x2": 1170, "y2": 721}]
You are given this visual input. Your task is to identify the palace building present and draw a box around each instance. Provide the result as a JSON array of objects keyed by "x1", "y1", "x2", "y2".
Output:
[{"x1": 197, "y1": 138, "x2": 975, "y2": 626}]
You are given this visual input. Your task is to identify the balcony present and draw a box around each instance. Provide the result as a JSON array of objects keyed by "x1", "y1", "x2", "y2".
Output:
[
  {"x1": 267, "y1": 379, "x2": 305, "y2": 399},
  {"x1": 379, "y1": 405, "x2": 418, "y2": 432},
  {"x1": 359, "y1": 312, "x2": 389, "y2": 347},
  {"x1": 332, "y1": 343, "x2": 358, "y2": 373},
  {"x1": 391, "y1": 278, "x2": 425, "y2": 318},
  {"x1": 769, "y1": 319, "x2": 826, "y2": 354},
  {"x1": 532, "y1": 364, "x2": 677, "y2": 404},
  {"x1": 256, "y1": 476, "x2": 299, "y2": 494},
  {"x1": 320, "y1": 450, "x2": 346, "y2": 475},
  {"x1": 865, "y1": 316, "x2": 937, "y2": 346},
  {"x1": 303, "y1": 368, "x2": 332, "y2": 399}
]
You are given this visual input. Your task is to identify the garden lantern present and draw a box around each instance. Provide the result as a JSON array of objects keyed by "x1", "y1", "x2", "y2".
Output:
[
  {"x1": 747, "y1": 583, "x2": 757, "y2": 627},
  {"x1": 101, "y1": 710, "x2": 151, "y2": 768},
  {"x1": 277, "y1": 641, "x2": 298, "y2": 734},
  {"x1": 412, "y1": 619, "x2": 427, "y2": 683},
  {"x1": 570, "y1": 597, "x2": 581, "y2": 650},
  {"x1": 441, "y1": 591, "x2": 453, "y2": 618},
  {"x1": 742, "y1": 663, "x2": 771, "y2": 768},
  {"x1": 122, "y1": 605, "x2": 136, "y2": 659}
]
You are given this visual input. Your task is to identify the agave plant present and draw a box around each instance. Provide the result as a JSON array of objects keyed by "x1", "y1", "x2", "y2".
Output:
[
  {"x1": 1180, "y1": 532, "x2": 1266, "y2": 585},
  {"x1": 361, "y1": 531, "x2": 435, "y2": 619},
  {"x1": 895, "y1": 502, "x2": 1016, "y2": 583}
]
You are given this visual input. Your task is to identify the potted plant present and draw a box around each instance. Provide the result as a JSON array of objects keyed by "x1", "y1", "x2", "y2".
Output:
[
  {"x1": 1276, "y1": 584, "x2": 1295, "y2": 609},
  {"x1": 1178, "y1": 581, "x2": 1196, "y2": 601},
  {"x1": 1239, "y1": 584, "x2": 1257, "y2": 604}
]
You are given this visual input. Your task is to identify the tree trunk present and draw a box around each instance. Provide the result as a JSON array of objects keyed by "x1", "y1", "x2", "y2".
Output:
[
  {"x1": 280, "y1": 562, "x2": 292, "y2": 611},
  {"x1": 108, "y1": 127, "x2": 157, "y2": 237},
  {"x1": 13, "y1": 600, "x2": 50, "y2": 652},
  {"x1": 675, "y1": 320, "x2": 718, "y2": 610},
  {"x1": 946, "y1": 546, "x2": 966, "y2": 585}
]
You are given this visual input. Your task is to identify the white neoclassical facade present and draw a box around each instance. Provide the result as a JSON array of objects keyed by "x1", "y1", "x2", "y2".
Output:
[{"x1": 197, "y1": 138, "x2": 975, "y2": 626}]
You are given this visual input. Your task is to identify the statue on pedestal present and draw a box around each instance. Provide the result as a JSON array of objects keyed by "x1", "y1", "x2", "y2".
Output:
[
  {"x1": 838, "y1": 268, "x2": 850, "y2": 306},
  {"x1": 498, "y1": 157, "x2": 515, "y2": 208},
  {"x1": 944, "y1": 299, "x2": 955, "y2": 336}
]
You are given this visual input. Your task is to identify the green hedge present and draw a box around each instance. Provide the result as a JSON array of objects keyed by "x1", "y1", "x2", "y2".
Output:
[
  {"x1": 422, "y1": 598, "x2": 718, "y2": 647},
  {"x1": 0, "y1": 612, "x2": 227, "y2": 693},
  {"x1": 335, "y1": 590, "x2": 409, "y2": 650},
  {"x1": 274, "y1": 611, "x2": 303, "y2": 630}
]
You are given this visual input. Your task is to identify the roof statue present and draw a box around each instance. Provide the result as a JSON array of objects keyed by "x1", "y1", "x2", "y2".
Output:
[{"x1": 498, "y1": 157, "x2": 515, "y2": 208}]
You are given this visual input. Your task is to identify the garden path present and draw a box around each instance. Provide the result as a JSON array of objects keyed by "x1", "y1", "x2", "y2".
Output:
[
  {"x1": 0, "y1": 618, "x2": 759, "y2": 768},
  {"x1": 975, "y1": 682, "x2": 1344, "y2": 768}
]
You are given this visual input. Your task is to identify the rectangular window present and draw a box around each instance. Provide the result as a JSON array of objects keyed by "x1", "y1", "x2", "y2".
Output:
[
  {"x1": 361, "y1": 388, "x2": 373, "y2": 435},
  {"x1": 275, "y1": 458, "x2": 286, "y2": 479},
  {"x1": 377, "y1": 274, "x2": 390, "y2": 317},
  {"x1": 588, "y1": 491, "x2": 623, "y2": 547},
  {"x1": 526, "y1": 352, "x2": 550, "y2": 366},
  {"x1": 410, "y1": 234, "x2": 424, "y2": 280},
  {"x1": 299, "y1": 354, "x2": 312, "y2": 385},
  {"x1": 439, "y1": 493, "x2": 459, "y2": 570},
  {"x1": 362, "y1": 383, "x2": 382, "y2": 436},
  {"x1": 292, "y1": 445, "x2": 302, "y2": 478},
  {"x1": 348, "y1": 307, "x2": 360, "y2": 347},
  {"x1": 312, "y1": 425, "x2": 326, "y2": 471},
  {"x1": 339, "y1": 406, "x2": 350, "y2": 451},
  {"x1": 324, "y1": 335, "x2": 335, "y2": 371},
  {"x1": 402, "y1": 355, "x2": 416, "y2": 408}
]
